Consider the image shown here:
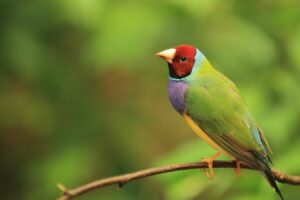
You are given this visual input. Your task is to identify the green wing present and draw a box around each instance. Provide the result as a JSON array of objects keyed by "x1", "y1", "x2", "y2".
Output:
[{"x1": 185, "y1": 72, "x2": 272, "y2": 166}]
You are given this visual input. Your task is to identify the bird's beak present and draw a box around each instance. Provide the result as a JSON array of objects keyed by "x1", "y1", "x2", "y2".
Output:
[{"x1": 155, "y1": 48, "x2": 176, "y2": 64}]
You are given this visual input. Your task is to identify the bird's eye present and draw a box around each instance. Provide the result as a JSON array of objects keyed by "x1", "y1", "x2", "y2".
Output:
[{"x1": 180, "y1": 57, "x2": 187, "y2": 62}]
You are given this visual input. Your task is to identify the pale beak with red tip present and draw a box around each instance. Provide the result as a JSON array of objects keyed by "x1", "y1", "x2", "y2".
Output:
[{"x1": 155, "y1": 48, "x2": 176, "y2": 64}]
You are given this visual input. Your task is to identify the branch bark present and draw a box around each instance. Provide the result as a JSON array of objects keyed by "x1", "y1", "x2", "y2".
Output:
[{"x1": 57, "y1": 160, "x2": 300, "y2": 200}]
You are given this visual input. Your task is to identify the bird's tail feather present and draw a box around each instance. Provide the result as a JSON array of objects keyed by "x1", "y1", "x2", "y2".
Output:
[{"x1": 255, "y1": 153, "x2": 284, "y2": 200}]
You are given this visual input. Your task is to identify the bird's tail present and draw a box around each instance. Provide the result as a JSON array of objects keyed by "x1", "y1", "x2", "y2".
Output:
[{"x1": 255, "y1": 153, "x2": 284, "y2": 200}]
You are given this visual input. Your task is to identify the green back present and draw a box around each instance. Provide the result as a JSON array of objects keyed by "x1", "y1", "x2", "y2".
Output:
[{"x1": 185, "y1": 59, "x2": 272, "y2": 166}]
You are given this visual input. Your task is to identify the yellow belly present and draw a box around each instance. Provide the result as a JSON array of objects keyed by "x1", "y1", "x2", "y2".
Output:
[{"x1": 183, "y1": 113, "x2": 231, "y2": 157}]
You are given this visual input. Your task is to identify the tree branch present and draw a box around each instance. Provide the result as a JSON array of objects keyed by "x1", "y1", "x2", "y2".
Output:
[{"x1": 57, "y1": 160, "x2": 300, "y2": 200}]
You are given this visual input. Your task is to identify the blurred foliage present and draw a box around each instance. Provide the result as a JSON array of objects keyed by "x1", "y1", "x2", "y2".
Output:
[{"x1": 0, "y1": 0, "x2": 300, "y2": 199}]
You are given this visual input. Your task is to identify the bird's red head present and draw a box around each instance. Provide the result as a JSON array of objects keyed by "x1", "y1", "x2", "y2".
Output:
[{"x1": 156, "y1": 45, "x2": 196, "y2": 79}]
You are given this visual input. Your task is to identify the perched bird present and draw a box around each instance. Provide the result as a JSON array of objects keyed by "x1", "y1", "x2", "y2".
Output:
[{"x1": 156, "y1": 45, "x2": 283, "y2": 199}]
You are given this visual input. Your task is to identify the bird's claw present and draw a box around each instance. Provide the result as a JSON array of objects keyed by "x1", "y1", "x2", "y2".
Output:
[
  {"x1": 235, "y1": 160, "x2": 241, "y2": 177},
  {"x1": 202, "y1": 158, "x2": 214, "y2": 180}
]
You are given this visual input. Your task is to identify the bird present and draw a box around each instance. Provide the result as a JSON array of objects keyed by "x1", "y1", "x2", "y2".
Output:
[{"x1": 156, "y1": 44, "x2": 284, "y2": 200}]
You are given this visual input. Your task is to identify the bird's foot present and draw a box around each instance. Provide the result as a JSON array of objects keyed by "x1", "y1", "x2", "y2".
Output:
[
  {"x1": 235, "y1": 160, "x2": 241, "y2": 177},
  {"x1": 202, "y1": 158, "x2": 214, "y2": 179},
  {"x1": 201, "y1": 151, "x2": 221, "y2": 180}
]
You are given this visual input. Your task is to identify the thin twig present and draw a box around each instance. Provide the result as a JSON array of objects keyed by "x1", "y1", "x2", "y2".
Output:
[{"x1": 57, "y1": 160, "x2": 300, "y2": 200}]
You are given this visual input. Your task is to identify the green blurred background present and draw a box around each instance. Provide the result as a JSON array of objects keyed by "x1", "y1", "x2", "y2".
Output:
[{"x1": 1, "y1": 0, "x2": 300, "y2": 199}]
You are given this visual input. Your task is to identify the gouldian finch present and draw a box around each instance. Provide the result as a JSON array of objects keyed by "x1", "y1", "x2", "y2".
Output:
[{"x1": 156, "y1": 45, "x2": 283, "y2": 199}]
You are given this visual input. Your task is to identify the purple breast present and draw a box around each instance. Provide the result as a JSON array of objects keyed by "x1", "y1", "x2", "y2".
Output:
[{"x1": 168, "y1": 80, "x2": 188, "y2": 114}]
